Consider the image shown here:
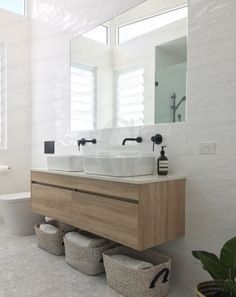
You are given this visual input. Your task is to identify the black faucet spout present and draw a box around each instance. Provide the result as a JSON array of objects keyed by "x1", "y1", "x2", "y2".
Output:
[{"x1": 122, "y1": 137, "x2": 142, "y2": 146}]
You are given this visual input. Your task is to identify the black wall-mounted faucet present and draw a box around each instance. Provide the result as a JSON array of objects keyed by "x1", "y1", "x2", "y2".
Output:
[
  {"x1": 77, "y1": 138, "x2": 97, "y2": 151},
  {"x1": 122, "y1": 137, "x2": 142, "y2": 146}
]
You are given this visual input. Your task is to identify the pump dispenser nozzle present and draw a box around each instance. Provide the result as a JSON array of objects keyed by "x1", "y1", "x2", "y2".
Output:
[
  {"x1": 158, "y1": 146, "x2": 168, "y2": 175},
  {"x1": 160, "y1": 146, "x2": 167, "y2": 156}
]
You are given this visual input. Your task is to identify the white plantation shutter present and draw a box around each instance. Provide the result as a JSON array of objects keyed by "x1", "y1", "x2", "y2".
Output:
[
  {"x1": 0, "y1": 43, "x2": 6, "y2": 148},
  {"x1": 115, "y1": 68, "x2": 144, "y2": 127},
  {"x1": 71, "y1": 64, "x2": 96, "y2": 131}
]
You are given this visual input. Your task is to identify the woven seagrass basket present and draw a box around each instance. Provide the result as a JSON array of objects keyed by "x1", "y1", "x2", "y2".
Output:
[
  {"x1": 35, "y1": 224, "x2": 65, "y2": 256},
  {"x1": 64, "y1": 234, "x2": 117, "y2": 276},
  {"x1": 45, "y1": 217, "x2": 76, "y2": 233},
  {"x1": 103, "y1": 246, "x2": 171, "y2": 297},
  {"x1": 196, "y1": 281, "x2": 224, "y2": 297}
]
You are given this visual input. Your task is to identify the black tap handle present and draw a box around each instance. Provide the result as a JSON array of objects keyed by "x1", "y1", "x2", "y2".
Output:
[
  {"x1": 151, "y1": 134, "x2": 163, "y2": 145},
  {"x1": 151, "y1": 134, "x2": 163, "y2": 152},
  {"x1": 136, "y1": 137, "x2": 142, "y2": 143},
  {"x1": 77, "y1": 138, "x2": 96, "y2": 150},
  {"x1": 77, "y1": 140, "x2": 81, "y2": 151},
  {"x1": 80, "y1": 138, "x2": 86, "y2": 145}
]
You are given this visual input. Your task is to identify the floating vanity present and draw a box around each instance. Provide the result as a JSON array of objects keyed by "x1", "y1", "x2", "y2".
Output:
[{"x1": 31, "y1": 170, "x2": 185, "y2": 251}]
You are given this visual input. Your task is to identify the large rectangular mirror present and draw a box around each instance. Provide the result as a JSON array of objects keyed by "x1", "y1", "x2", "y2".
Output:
[{"x1": 70, "y1": 0, "x2": 188, "y2": 131}]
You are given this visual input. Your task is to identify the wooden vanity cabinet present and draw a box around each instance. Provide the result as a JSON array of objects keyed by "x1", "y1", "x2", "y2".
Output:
[
  {"x1": 31, "y1": 183, "x2": 73, "y2": 224},
  {"x1": 72, "y1": 191, "x2": 139, "y2": 248},
  {"x1": 31, "y1": 171, "x2": 185, "y2": 251}
]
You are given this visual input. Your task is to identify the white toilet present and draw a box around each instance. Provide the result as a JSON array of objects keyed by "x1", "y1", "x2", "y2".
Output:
[{"x1": 0, "y1": 192, "x2": 43, "y2": 235}]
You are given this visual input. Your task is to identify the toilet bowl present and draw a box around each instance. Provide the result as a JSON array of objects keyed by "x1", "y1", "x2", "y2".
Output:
[{"x1": 0, "y1": 192, "x2": 43, "y2": 235}]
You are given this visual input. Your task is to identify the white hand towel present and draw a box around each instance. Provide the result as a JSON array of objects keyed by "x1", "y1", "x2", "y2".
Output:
[
  {"x1": 45, "y1": 217, "x2": 55, "y2": 223},
  {"x1": 39, "y1": 224, "x2": 59, "y2": 234},
  {"x1": 65, "y1": 231, "x2": 107, "y2": 248},
  {"x1": 111, "y1": 255, "x2": 154, "y2": 270},
  {"x1": 45, "y1": 218, "x2": 75, "y2": 232}
]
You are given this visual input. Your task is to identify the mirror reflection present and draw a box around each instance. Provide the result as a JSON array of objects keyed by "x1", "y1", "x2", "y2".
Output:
[
  {"x1": 155, "y1": 37, "x2": 187, "y2": 123},
  {"x1": 70, "y1": 0, "x2": 188, "y2": 131}
]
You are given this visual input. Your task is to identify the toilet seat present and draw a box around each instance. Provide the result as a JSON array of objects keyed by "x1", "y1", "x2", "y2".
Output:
[{"x1": 0, "y1": 192, "x2": 30, "y2": 204}]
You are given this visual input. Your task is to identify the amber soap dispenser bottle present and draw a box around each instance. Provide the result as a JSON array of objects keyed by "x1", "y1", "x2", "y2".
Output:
[{"x1": 157, "y1": 146, "x2": 168, "y2": 175}]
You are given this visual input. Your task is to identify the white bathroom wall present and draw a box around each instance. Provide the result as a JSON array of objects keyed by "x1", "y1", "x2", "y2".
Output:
[
  {"x1": 159, "y1": 0, "x2": 236, "y2": 294},
  {"x1": 29, "y1": 0, "x2": 236, "y2": 296},
  {"x1": 0, "y1": 9, "x2": 30, "y2": 195}
]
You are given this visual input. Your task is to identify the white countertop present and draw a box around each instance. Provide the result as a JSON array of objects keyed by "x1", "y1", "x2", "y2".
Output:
[{"x1": 32, "y1": 168, "x2": 185, "y2": 184}]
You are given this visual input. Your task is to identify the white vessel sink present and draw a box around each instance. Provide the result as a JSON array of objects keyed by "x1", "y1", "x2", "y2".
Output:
[
  {"x1": 46, "y1": 155, "x2": 84, "y2": 172},
  {"x1": 84, "y1": 153, "x2": 155, "y2": 177}
]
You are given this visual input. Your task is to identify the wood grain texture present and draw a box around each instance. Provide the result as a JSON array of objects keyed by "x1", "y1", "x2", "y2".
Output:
[
  {"x1": 31, "y1": 183, "x2": 73, "y2": 225},
  {"x1": 31, "y1": 171, "x2": 185, "y2": 250},
  {"x1": 72, "y1": 191, "x2": 139, "y2": 249},
  {"x1": 138, "y1": 179, "x2": 185, "y2": 250},
  {"x1": 31, "y1": 171, "x2": 138, "y2": 201},
  {"x1": 75, "y1": 177, "x2": 139, "y2": 201},
  {"x1": 31, "y1": 171, "x2": 75, "y2": 189}
]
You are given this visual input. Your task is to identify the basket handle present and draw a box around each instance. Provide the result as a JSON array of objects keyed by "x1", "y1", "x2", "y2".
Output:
[{"x1": 149, "y1": 268, "x2": 170, "y2": 289}]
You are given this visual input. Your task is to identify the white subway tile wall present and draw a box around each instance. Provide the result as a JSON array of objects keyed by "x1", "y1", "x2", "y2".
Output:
[{"x1": 0, "y1": 9, "x2": 30, "y2": 194}]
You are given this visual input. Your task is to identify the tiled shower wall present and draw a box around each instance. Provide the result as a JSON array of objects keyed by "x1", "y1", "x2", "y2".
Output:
[{"x1": 30, "y1": 0, "x2": 236, "y2": 295}]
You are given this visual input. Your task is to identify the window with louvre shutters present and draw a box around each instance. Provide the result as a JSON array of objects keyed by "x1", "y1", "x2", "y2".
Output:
[
  {"x1": 70, "y1": 63, "x2": 97, "y2": 131},
  {"x1": 115, "y1": 67, "x2": 144, "y2": 128}
]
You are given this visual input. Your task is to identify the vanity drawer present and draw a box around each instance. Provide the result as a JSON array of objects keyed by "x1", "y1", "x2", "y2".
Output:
[
  {"x1": 31, "y1": 171, "x2": 75, "y2": 189},
  {"x1": 31, "y1": 171, "x2": 139, "y2": 201},
  {"x1": 75, "y1": 178, "x2": 139, "y2": 201},
  {"x1": 31, "y1": 183, "x2": 73, "y2": 224},
  {"x1": 72, "y1": 191, "x2": 139, "y2": 249}
]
